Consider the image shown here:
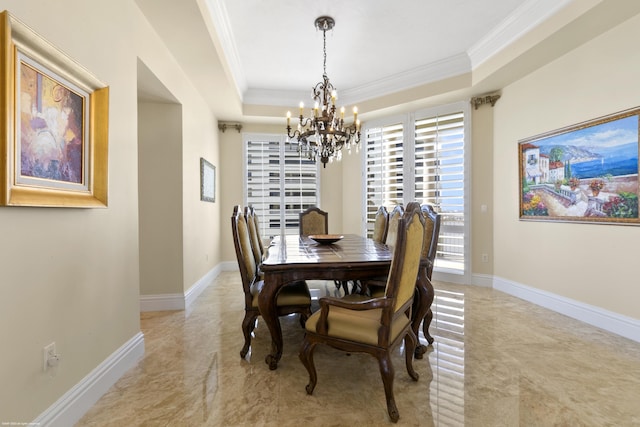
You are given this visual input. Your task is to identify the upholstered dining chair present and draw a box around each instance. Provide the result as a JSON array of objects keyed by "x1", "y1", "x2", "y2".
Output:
[
  {"x1": 360, "y1": 205, "x2": 404, "y2": 297},
  {"x1": 420, "y1": 204, "x2": 441, "y2": 282},
  {"x1": 384, "y1": 205, "x2": 404, "y2": 247},
  {"x1": 299, "y1": 206, "x2": 329, "y2": 235},
  {"x1": 299, "y1": 206, "x2": 350, "y2": 294},
  {"x1": 231, "y1": 205, "x2": 312, "y2": 359},
  {"x1": 244, "y1": 206, "x2": 265, "y2": 271},
  {"x1": 416, "y1": 203, "x2": 441, "y2": 346},
  {"x1": 299, "y1": 202, "x2": 425, "y2": 423},
  {"x1": 372, "y1": 205, "x2": 389, "y2": 243}
]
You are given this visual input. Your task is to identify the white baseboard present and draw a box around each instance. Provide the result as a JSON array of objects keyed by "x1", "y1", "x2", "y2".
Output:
[
  {"x1": 183, "y1": 263, "x2": 225, "y2": 315},
  {"x1": 139, "y1": 293, "x2": 185, "y2": 312},
  {"x1": 33, "y1": 332, "x2": 145, "y2": 427},
  {"x1": 220, "y1": 260, "x2": 238, "y2": 271},
  {"x1": 494, "y1": 275, "x2": 640, "y2": 343},
  {"x1": 471, "y1": 273, "x2": 493, "y2": 287},
  {"x1": 140, "y1": 263, "x2": 230, "y2": 312}
]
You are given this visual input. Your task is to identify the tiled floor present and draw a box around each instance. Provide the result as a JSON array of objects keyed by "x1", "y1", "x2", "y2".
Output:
[{"x1": 76, "y1": 272, "x2": 640, "y2": 426}]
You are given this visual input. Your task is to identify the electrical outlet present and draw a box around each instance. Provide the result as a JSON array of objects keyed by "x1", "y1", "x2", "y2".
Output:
[
  {"x1": 43, "y1": 342, "x2": 56, "y2": 371},
  {"x1": 481, "y1": 253, "x2": 489, "y2": 263}
]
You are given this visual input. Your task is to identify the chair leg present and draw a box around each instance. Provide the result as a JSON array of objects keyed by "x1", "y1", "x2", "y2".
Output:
[
  {"x1": 378, "y1": 352, "x2": 399, "y2": 423},
  {"x1": 240, "y1": 312, "x2": 258, "y2": 358},
  {"x1": 422, "y1": 308, "x2": 434, "y2": 345},
  {"x1": 299, "y1": 338, "x2": 318, "y2": 395},
  {"x1": 404, "y1": 332, "x2": 419, "y2": 381},
  {"x1": 299, "y1": 307, "x2": 311, "y2": 328}
]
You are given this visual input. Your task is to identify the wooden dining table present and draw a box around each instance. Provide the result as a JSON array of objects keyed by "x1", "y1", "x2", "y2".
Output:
[{"x1": 259, "y1": 233, "x2": 434, "y2": 370}]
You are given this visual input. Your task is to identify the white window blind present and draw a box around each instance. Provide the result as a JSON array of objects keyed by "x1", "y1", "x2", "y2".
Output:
[
  {"x1": 245, "y1": 135, "x2": 318, "y2": 238},
  {"x1": 364, "y1": 122, "x2": 404, "y2": 236},
  {"x1": 415, "y1": 112, "x2": 465, "y2": 271},
  {"x1": 364, "y1": 105, "x2": 467, "y2": 274}
]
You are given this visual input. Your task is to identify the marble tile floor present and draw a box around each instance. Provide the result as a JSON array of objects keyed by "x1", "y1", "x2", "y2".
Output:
[{"x1": 76, "y1": 272, "x2": 640, "y2": 426}]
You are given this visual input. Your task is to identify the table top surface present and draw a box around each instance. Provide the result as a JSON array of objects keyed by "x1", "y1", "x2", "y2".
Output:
[{"x1": 262, "y1": 234, "x2": 392, "y2": 269}]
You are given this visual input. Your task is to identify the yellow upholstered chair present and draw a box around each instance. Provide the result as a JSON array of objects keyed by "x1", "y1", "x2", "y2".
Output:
[
  {"x1": 244, "y1": 206, "x2": 264, "y2": 266},
  {"x1": 417, "y1": 203, "x2": 441, "y2": 345},
  {"x1": 299, "y1": 202, "x2": 425, "y2": 423},
  {"x1": 299, "y1": 206, "x2": 328, "y2": 235},
  {"x1": 361, "y1": 205, "x2": 404, "y2": 297},
  {"x1": 420, "y1": 204, "x2": 440, "y2": 282},
  {"x1": 231, "y1": 205, "x2": 312, "y2": 359},
  {"x1": 372, "y1": 205, "x2": 389, "y2": 243},
  {"x1": 384, "y1": 205, "x2": 404, "y2": 248}
]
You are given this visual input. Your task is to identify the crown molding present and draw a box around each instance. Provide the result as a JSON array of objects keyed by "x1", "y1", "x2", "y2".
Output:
[
  {"x1": 202, "y1": 0, "x2": 247, "y2": 97},
  {"x1": 467, "y1": 0, "x2": 573, "y2": 68},
  {"x1": 243, "y1": 52, "x2": 470, "y2": 108}
]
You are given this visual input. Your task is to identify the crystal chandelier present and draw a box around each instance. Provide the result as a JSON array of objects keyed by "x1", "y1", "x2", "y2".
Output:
[{"x1": 286, "y1": 16, "x2": 361, "y2": 167}]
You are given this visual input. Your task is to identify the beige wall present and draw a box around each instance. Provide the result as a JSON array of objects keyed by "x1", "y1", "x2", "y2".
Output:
[
  {"x1": 471, "y1": 106, "x2": 495, "y2": 275},
  {"x1": 0, "y1": 0, "x2": 222, "y2": 421},
  {"x1": 138, "y1": 102, "x2": 184, "y2": 295},
  {"x1": 493, "y1": 13, "x2": 640, "y2": 319}
]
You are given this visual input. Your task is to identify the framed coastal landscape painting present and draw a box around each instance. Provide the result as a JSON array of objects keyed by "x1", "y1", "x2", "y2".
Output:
[{"x1": 519, "y1": 107, "x2": 639, "y2": 225}]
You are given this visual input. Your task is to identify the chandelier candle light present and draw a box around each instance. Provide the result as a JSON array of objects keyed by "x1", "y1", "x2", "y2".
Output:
[{"x1": 286, "y1": 16, "x2": 361, "y2": 167}]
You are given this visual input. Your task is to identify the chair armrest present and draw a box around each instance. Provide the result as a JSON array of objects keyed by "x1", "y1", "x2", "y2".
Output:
[
  {"x1": 318, "y1": 295, "x2": 391, "y2": 311},
  {"x1": 315, "y1": 296, "x2": 393, "y2": 335}
]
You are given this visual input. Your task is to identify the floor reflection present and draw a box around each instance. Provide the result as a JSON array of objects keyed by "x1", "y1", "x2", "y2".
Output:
[
  {"x1": 77, "y1": 272, "x2": 640, "y2": 426},
  {"x1": 429, "y1": 289, "x2": 465, "y2": 426}
]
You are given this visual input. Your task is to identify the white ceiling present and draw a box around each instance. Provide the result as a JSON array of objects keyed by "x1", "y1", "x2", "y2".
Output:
[{"x1": 135, "y1": 0, "x2": 640, "y2": 122}]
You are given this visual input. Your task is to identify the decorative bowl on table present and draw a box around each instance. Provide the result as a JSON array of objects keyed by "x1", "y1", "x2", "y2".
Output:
[{"x1": 308, "y1": 234, "x2": 344, "y2": 245}]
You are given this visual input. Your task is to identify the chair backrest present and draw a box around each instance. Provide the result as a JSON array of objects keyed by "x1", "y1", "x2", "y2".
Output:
[
  {"x1": 421, "y1": 204, "x2": 441, "y2": 279},
  {"x1": 251, "y1": 207, "x2": 266, "y2": 257},
  {"x1": 299, "y1": 206, "x2": 328, "y2": 235},
  {"x1": 244, "y1": 206, "x2": 263, "y2": 266},
  {"x1": 384, "y1": 202, "x2": 425, "y2": 313},
  {"x1": 372, "y1": 206, "x2": 389, "y2": 243},
  {"x1": 231, "y1": 206, "x2": 257, "y2": 298},
  {"x1": 384, "y1": 205, "x2": 404, "y2": 247}
]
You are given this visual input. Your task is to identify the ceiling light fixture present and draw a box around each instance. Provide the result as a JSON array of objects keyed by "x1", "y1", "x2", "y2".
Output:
[{"x1": 286, "y1": 16, "x2": 360, "y2": 167}]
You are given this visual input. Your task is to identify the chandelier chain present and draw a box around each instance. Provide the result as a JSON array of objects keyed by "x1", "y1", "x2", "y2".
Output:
[{"x1": 323, "y1": 26, "x2": 327, "y2": 77}]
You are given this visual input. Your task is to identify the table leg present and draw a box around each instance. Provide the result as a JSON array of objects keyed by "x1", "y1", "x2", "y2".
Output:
[
  {"x1": 413, "y1": 268, "x2": 434, "y2": 359},
  {"x1": 258, "y1": 275, "x2": 283, "y2": 370}
]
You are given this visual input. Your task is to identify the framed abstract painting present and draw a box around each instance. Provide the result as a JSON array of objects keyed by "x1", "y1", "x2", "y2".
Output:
[{"x1": 0, "y1": 11, "x2": 109, "y2": 207}]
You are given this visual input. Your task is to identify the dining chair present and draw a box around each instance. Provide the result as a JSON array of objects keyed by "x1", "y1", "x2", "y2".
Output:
[
  {"x1": 372, "y1": 205, "x2": 389, "y2": 243},
  {"x1": 299, "y1": 206, "x2": 350, "y2": 295},
  {"x1": 231, "y1": 205, "x2": 312, "y2": 359},
  {"x1": 299, "y1": 202, "x2": 425, "y2": 423},
  {"x1": 299, "y1": 206, "x2": 328, "y2": 235},
  {"x1": 360, "y1": 205, "x2": 404, "y2": 296},
  {"x1": 384, "y1": 205, "x2": 404, "y2": 247},
  {"x1": 244, "y1": 206, "x2": 264, "y2": 268},
  {"x1": 416, "y1": 203, "x2": 441, "y2": 346}
]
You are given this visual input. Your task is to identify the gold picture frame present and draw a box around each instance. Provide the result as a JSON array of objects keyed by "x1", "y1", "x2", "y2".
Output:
[
  {"x1": 0, "y1": 11, "x2": 109, "y2": 207},
  {"x1": 519, "y1": 106, "x2": 639, "y2": 224}
]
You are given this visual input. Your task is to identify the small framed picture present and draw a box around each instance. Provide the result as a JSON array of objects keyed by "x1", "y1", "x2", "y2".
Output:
[{"x1": 200, "y1": 158, "x2": 215, "y2": 203}]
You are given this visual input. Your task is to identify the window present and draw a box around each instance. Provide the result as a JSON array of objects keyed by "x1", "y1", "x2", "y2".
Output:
[
  {"x1": 363, "y1": 103, "x2": 469, "y2": 277},
  {"x1": 244, "y1": 134, "x2": 319, "y2": 238}
]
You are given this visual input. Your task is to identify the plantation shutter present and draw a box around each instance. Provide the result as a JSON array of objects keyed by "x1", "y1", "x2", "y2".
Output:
[
  {"x1": 245, "y1": 135, "x2": 318, "y2": 238},
  {"x1": 364, "y1": 123, "x2": 404, "y2": 236},
  {"x1": 283, "y1": 143, "x2": 318, "y2": 233},
  {"x1": 415, "y1": 111, "x2": 465, "y2": 271}
]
